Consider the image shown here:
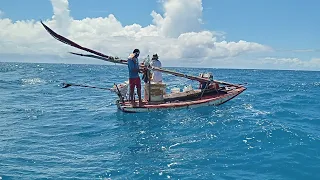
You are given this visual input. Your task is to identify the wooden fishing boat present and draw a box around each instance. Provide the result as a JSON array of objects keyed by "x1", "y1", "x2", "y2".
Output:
[
  {"x1": 116, "y1": 85, "x2": 246, "y2": 113},
  {"x1": 40, "y1": 21, "x2": 247, "y2": 113}
]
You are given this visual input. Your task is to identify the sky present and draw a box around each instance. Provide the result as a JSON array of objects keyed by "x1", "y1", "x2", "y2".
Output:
[{"x1": 0, "y1": 0, "x2": 320, "y2": 70}]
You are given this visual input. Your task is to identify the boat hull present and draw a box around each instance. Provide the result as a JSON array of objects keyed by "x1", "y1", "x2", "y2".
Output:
[{"x1": 116, "y1": 86, "x2": 246, "y2": 113}]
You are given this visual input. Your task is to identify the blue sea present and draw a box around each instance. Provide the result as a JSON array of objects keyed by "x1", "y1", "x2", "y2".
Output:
[{"x1": 0, "y1": 62, "x2": 319, "y2": 180}]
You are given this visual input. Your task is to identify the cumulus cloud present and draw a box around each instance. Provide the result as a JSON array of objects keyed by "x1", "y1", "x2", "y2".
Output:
[
  {"x1": 50, "y1": 0, "x2": 72, "y2": 34},
  {"x1": 151, "y1": 0, "x2": 203, "y2": 37},
  {"x1": 0, "y1": 0, "x2": 272, "y2": 65}
]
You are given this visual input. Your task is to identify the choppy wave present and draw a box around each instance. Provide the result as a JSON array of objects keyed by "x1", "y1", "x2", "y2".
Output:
[{"x1": 0, "y1": 62, "x2": 319, "y2": 180}]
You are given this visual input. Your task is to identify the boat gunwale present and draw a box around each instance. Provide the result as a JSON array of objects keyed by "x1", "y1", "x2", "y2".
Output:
[{"x1": 117, "y1": 86, "x2": 246, "y2": 112}]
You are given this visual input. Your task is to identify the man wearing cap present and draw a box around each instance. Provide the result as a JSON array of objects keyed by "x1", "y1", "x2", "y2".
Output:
[
  {"x1": 150, "y1": 54, "x2": 162, "y2": 83},
  {"x1": 127, "y1": 49, "x2": 142, "y2": 107}
]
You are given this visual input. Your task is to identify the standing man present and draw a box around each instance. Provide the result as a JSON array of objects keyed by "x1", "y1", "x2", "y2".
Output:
[
  {"x1": 150, "y1": 53, "x2": 162, "y2": 83},
  {"x1": 127, "y1": 49, "x2": 142, "y2": 107}
]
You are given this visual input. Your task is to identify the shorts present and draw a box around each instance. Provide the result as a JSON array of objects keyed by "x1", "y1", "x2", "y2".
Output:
[{"x1": 129, "y1": 77, "x2": 141, "y2": 90}]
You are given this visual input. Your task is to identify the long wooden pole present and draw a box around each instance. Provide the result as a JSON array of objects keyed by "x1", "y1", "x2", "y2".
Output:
[{"x1": 41, "y1": 21, "x2": 242, "y2": 87}]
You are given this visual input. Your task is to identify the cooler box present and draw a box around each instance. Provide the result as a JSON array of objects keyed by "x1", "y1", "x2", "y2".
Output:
[{"x1": 144, "y1": 82, "x2": 166, "y2": 102}]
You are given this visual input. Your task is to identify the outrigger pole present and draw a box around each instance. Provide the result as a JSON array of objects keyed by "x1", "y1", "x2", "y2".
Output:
[
  {"x1": 40, "y1": 21, "x2": 241, "y2": 87},
  {"x1": 62, "y1": 82, "x2": 111, "y2": 90}
]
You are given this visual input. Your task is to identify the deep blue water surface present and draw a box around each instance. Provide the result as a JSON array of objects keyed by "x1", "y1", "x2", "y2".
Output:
[{"x1": 0, "y1": 62, "x2": 319, "y2": 179}]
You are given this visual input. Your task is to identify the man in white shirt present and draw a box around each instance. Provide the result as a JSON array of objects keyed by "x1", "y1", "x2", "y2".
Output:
[{"x1": 150, "y1": 54, "x2": 162, "y2": 83}]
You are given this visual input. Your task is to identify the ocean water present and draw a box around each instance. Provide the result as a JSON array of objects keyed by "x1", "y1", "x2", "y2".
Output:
[{"x1": 0, "y1": 62, "x2": 319, "y2": 180}]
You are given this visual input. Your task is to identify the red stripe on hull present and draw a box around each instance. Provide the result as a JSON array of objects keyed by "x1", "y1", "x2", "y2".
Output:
[{"x1": 117, "y1": 86, "x2": 246, "y2": 112}]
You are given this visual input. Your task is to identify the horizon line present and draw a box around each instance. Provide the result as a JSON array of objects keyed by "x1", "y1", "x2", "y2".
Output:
[{"x1": 1, "y1": 60, "x2": 319, "y2": 72}]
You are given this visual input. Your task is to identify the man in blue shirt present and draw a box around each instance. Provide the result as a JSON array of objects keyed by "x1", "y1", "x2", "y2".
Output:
[{"x1": 128, "y1": 49, "x2": 142, "y2": 107}]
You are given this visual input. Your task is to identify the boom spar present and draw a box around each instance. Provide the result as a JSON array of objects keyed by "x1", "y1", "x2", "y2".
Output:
[{"x1": 41, "y1": 21, "x2": 240, "y2": 86}]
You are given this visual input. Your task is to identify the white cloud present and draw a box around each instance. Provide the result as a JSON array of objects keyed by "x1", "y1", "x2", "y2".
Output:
[
  {"x1": 50, "y1": 0, "x2": 72, "y2": 35},
  {"x1": 151, "y1": 0, "x2": 203, "y2": 38},
  {"x1": 259, "y1": 57, "x2": 320, "y2": 70},
  {"x1": 0, "y1": 10, "x2": 4, "y2": 17},
  {"x1": 0, "y1": 0, "x2": 273, "y2": 65}
]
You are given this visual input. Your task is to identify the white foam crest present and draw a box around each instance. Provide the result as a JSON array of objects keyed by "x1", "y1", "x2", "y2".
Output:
[
  {"x1": 21, "y1": 78, "x2": 45, "y2": 85},
  {"x1": 244, "y1": 103, "x2": 270, "y2": 116},
  {"x1": 313, "y1": 82, "x2": 320, "y2": 86},
  {"x1": 168, "y1": 139, "x2": 200, "y2": 150}
]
